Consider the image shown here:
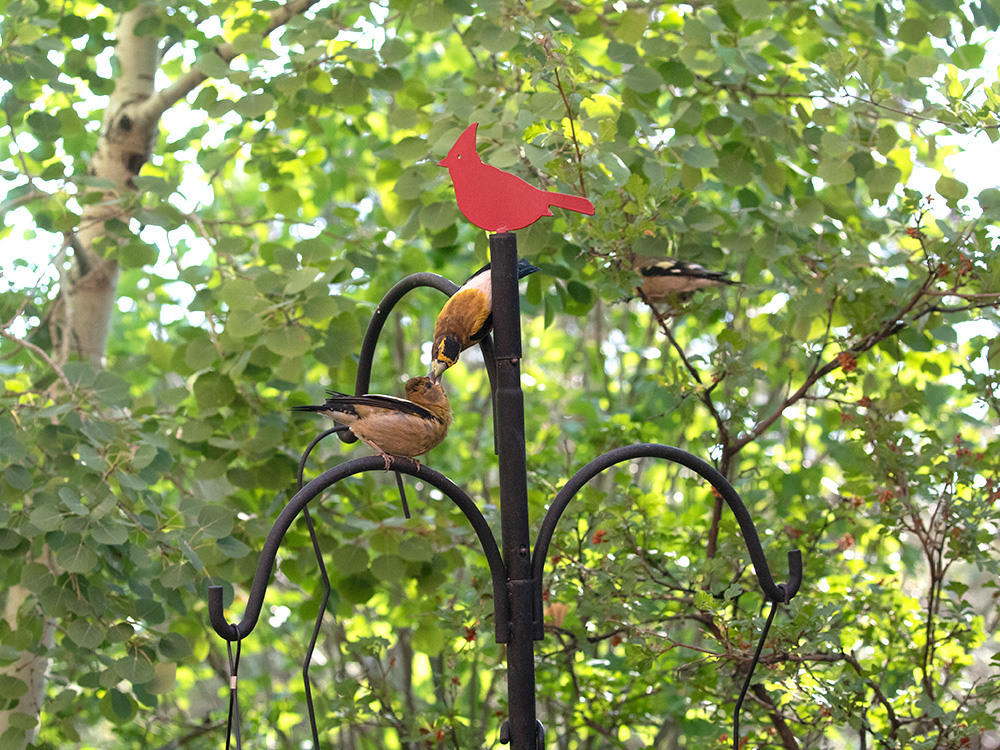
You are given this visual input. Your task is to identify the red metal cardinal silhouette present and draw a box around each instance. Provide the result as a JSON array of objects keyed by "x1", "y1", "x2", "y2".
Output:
[{"x1": 438, "y1": 123, "x2": 595, "y2": 233}]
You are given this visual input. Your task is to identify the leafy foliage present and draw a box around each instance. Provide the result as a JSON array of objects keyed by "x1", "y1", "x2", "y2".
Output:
[{"x1": 1, "y1": 0, "x2": 999, "y2": 748}]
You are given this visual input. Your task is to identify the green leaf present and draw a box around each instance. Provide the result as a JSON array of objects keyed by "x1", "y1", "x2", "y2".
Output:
[
  {"x1": 157, "y1": 632, "x2": 193, "y2": 660},
  {"x1": 615, "y1": 10, "x2": 648, "y2": 44},
  {"x1": 264, "y1": 327, "x2": 311, "y2": 357},
  {"x1": 874, "y1": 3, "x2": 888, "y2": 32},
  {"x1": 935, "y1": 175, "x2": 968, "y2": 202},
  {"x1": 113, "y1": 652, "x2": 156, "y2": 685},
  {"x1": 398, "y1": 537, "x2": 433, "y2": 562},
  {"x1": 421, "y1": 202, "x2": 459, "y2": 233},
  {"x1": 26, "y1": 111, "x2": 60, "y2": 140},
  {"x1": 4, "y1": 465, "x2": 33, "y2": 491},
  {"x1": 331, "y1": 76, "x2": 369, "y2": 106},
  {"x1": 681, "y1": 145, "x2": 718, "y2": 169},
  {"x1": 90, "y1": 518, "x2": 128, "y2": 546},
  {"x1": 195, "y1": 505, "x2": 233, "y2": 539},
  {"x1": 896, "y1": 17, "x2": 927, "y2": 44},
  {"x1": 225, "y1": 310, "x2": 264, "y2": 339},
  {"x1": 372, "y1": 67, "x2": 404, "y2": 91},
  {"x1": 0, "y1": 675, "x2": 28, "y2": 699},
  {"x1": 55, "y1": 539, "x2": 99, "y2": 574},
  {"x1": 817, "y1": 158, "x2": 855, "y2": 185},
  {"x1": 193, "y1": 371, "x2": 237, "y2": 409},
  {"x1": 734, "y1": 0, "x2": 771, "y2": 20},
  {"x1": 133, "y1": 13, "x2": 161, "y2": 37},
  {"x1": 370, "y1": 554, "x2": 406, "y2": 582},
  {"x1": 380, "y1": 38, "x2": 409, "y2": 63},
  {"x1": 624, "y1": 66, "x2": 664, "y2": 94},
  {"x1": 866, "y1": 165, "x2": 901, "y2": 200},
  {"x1": 977, "y1": 187, "x2": 1000, "y2": 217},
  {"x1": 100, "y1": 689, "x2": 136, "y2": 724},
  {"x1": 412, "y1": 621, "x2": 445, "y2": 655},
  {"x1": 234, "y1": 93, "x2": 274, "y2": 119},
  {"x1": 160, "y1": 564, "x2": 194, "y2": 589},
  {"x1": 659, "y1": 60, "x2": 694, "y2": 87},
  {"x1": 0, "y1": 529, "x2": 25, "y2": 551},
  {"x1": 66, "y1": 619, "x2": 105, "y2": 649},
  {"x1": 951, "y1": 44, "x2": 985, "y2": 69},
  {"x1": 410, "y1": 4, "x2": 452, "y2": 31},
  {"x1": 30, "y1": 505, "x2": 64, "y2": 532},
  {"x1": 118, "y1": 239, "x2": 159, "y2": 268},
  {"x1": 336, "y1": 572, "x2": 376, "y2": 604},
  {"x1": 216, "y1": 536, "x2": 251, "y2": 558},
  {"x1": 94, "y1": 371, "x2": 131, "y2": 406},
  {"x1": 149, "y1": 662, "x2": 177, "y2": 695},
  {"x1": 330, "y1": 545, "x2": 369, "y2": 575}
]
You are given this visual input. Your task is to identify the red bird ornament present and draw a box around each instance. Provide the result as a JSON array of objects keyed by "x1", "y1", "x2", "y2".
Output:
[{"x1": 438, "y1": 123, "x2": 595, "y2": 233}]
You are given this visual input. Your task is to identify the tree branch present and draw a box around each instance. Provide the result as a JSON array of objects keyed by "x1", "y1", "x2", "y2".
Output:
[
  {"x1": 139, "y1": 0, "x2": 323, "y2": 123},
  {"x1": 750, "y1": 683, "x2": 800, "y2": 750},
  {"x1": 724, "y1": 266, "x2": 940, "y2": 459}
]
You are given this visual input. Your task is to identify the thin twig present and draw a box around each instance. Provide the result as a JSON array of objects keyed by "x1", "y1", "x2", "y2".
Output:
[
  {"x1": 552, "y1": 66, "x2": 588, "y2": 198},
  {"x1": 0, "y1": 328, "x2": 73, "y2": 393}
]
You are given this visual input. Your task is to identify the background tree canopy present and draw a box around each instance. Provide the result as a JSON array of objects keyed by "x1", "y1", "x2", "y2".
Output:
[{"x1": 1, "y1": 0, "x2": 999, "y2": 748}]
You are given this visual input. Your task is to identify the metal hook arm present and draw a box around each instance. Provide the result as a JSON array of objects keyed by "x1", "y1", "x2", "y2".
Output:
[
  {"x1": 531, "y1": 443, "x2": 802, "y2": 639},
  {"x1": 208, "y1": 455, "x2": 509, "y2": 642}
]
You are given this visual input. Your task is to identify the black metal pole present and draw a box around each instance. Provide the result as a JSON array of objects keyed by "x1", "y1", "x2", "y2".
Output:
[{"x1": 489, "y1": 232, "x2": 538, "y2": 750}]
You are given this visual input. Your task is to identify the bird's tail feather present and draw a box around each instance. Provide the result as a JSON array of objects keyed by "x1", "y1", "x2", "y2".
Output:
[{"x1": 547, "y1": 192, "x2": 595, "y2": 215}]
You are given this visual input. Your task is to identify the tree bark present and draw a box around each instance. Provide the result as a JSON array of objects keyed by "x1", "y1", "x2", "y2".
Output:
[
  {"x1": 61, "y1": 3, "x2": 161, "y2": 366},
  {"x1": 0, "y1": 581, "x2": 56, "y2": 747}
]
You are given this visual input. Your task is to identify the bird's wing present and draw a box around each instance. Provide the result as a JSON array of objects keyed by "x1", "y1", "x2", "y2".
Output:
[
  {"x1": 468, "y1": 313, "x2": 493, "y2": 344},
  {"x1": 639, "y1": 258, "x2": 732, "y2": 283},
  {"x1": 331, "y1": 393, "x2": 437, "y2": 419},
  {"x1": 298, "y1": 392, "x2": 439, "y2": 422}
]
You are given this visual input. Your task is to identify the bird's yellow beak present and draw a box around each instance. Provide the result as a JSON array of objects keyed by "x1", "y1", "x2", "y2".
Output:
[{"x1": 429, "y1": 360, "x2": 447, "y2": 384}]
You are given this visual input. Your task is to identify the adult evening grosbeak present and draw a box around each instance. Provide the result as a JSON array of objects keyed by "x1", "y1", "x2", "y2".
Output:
[
  {"x1": 294, "y1": 377, "x2": 451, "y2": 469},
  {"x1": 430, "y1": 258, "x2": 540, "y2": 382},
  {"x1": 634, "y1": 256, "x2": 737, "y2": 301}
]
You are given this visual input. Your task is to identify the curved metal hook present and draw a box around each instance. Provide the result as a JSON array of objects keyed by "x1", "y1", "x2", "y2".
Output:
[
  {"x1": 209, "y1": 455, "x2": 509, "y2": 643},
  {"x1": 531, "y1": 443, "x2": 802, "y2": 638},
  {"x1": 297, "y1": 425, "x2": 348, "y2": 489},
  {"x1": 346, "y1": 271, "x2": 498, "y2": 445}
]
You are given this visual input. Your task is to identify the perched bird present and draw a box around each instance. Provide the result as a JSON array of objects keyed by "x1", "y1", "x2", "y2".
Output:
[
  {"x1": 634, "y1": 256, "x2": 738, "y2": 301},
  {"x1": 430, "y1": 258, "x2": 540, "y2": 381},
  {"x1": 294, "y1": 377, "x2": 452, "y2": 469},
  {"x1": 438, "y1": 123, "x2": 595, "y2": 233}
]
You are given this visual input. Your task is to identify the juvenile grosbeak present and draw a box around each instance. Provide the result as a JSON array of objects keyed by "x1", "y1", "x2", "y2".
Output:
[
  {"x1": 294, "y1": 377, "x2": 452, "y2": 469},
  {"x1": 430, "y1": 258, "x2": 540, "y2": 381},
  {"x1": 634, "y1": 256, "x2": 738, "y2": 301}
]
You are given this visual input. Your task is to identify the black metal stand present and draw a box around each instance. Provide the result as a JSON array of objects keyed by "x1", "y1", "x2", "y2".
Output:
[{"x1": 207, "y1": 232, "x2": 803, "y2": 750}]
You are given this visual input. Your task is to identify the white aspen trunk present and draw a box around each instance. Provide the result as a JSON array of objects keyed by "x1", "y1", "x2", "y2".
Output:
[
  {"x1": 62, "y1": 3, "x2": 161, "y2": 366},
  {"x1": 0, "y1": 583, "x2": 56, "y2": 747}
]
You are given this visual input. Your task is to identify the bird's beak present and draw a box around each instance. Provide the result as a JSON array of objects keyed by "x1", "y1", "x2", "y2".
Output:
[{"x1": 428, "y1": 361, "x2": 446, "y2": 384}]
